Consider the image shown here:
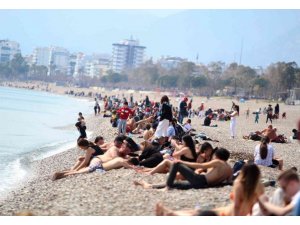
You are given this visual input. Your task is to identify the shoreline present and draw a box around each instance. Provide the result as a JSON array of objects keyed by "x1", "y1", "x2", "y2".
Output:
[
  {"x1": 0, "y1": 85, "x2": 96, "y2": 199},
  {"x1": 0, "y1": 81, "x2": 299, "y2": 215}
]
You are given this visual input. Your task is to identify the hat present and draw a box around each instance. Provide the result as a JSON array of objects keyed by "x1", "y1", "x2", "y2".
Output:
[{"x1": 201, "y1": 101, "x2": 204, "y2": 104}]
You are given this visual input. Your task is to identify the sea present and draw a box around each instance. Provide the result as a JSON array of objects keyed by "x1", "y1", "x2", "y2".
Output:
[{"x1": 0, "y1": 86, "x2": 94, "y2": 195}]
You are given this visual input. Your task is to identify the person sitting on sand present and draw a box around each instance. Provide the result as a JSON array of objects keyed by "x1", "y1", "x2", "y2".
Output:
[
  {"x1": 254, "y1": 137, "x2": 283, "y2": 170},
  {"x1": 155, "y1": 164, "x2": 264, "y2": 216},
  {"x1": 52, "y1": 136, "x2": 138, "y2": 180},
  {"x1": 134, "y1": 147, "x2": 233, "y2": 191},
  {"x1": 183, "y1": 119, "x2": 192, "y2": 132},
  {"x1": 131, "y1": 115, "x2": 155, "y2": 134},
  {"x1": 94, "y1": 136, "x2": 105, "y2": 147},
  {"x1": 65, "y1": 139, "x2": 104, "y2": 173},
  {"x1": 258, "y1": 169, "x2": 300, "y2": 216},
  {"x1": 141, "y1": 123, "x2": 154, "y2": 141},
  {"x1": 139, "y1": 135, "x2": 198, "y2": 175}
]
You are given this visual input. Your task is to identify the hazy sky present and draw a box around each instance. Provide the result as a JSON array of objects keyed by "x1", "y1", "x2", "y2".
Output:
[{"x1": 0, "y1": 9, "x2": 299, "y2": 67}]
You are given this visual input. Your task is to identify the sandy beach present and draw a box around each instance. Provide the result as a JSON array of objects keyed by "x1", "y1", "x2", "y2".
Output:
[{"x1": 0, "y1": 81, "x2": 299, "y2": 215}]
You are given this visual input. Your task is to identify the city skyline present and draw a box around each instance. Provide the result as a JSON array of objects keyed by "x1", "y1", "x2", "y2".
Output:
[{"x1": 1, "y1": 9, "x2": 300, "y2": 68}]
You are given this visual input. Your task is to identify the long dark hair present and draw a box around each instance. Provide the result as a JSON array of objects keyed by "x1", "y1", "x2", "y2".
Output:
[
  {"x1": 239, "y1": 164, "x2": 261, "y2": 201},
  {"x1": 77, "y1": 139, "x2": 96, "y2": 149},
  {"x1": 160, "y1": 95, "x2": 169, "y2": 104},
  {"x1": 234, "y1": 105, "x2": 240, "y2": 116},
  {"x1": 182, "y1": 135, "x2": 197, "y2": 160},
  {"x1": 259, "y1": 137, "x2": 270, "y2": 160}
]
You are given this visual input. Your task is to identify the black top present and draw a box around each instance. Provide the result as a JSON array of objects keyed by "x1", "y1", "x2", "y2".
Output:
[
  {"x1": 204, "y1": 116, "x2": 211, "y2": 126},
  {"x1": 160, "y1": 102, "x2": 173, "y2": 121},
  {"x1": 179, "y1": 101, "x2": 187, "y2": 114},
  {"x1": 180, "y1": 154, "x2": 197, "y2": 162},
  {"x1": 90, "y1": 145, "x2": 104, "y2": 157}
]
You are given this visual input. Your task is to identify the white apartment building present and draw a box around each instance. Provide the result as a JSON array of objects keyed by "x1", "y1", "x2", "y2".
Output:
[
  {"x1": 111, "y1": 38, "x2": 145, "y2": 73},
  {"x1": 0, "y1": 40, "x2": 21, "y2": 63},
  {"x1": 32, "y1": 46, "x2": 70, "y2": 76},
  {"x1": 158, "y1": 56, "x2": 187, "y2": 70}
]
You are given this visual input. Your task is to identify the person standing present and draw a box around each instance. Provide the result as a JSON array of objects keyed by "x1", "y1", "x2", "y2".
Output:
[
  {"x1": 178, "y1": 97, "x2": 188, "y2": 124},
  {"x1": 187, "y1": 99, "x2": 193, "y2": 118},
  {"x1": 76, "y1": 112, "x2": 87, "y2": 141},
  {"x1": 274, "y1": 103, "x2": 280, "y2": 119},
  {"x1": 266, "y1": 104, "x2": 273, "y2": 124},
  {"x1": 94, "y1": 98, "x2": 100, "y2": 115},
  {"x1": 154, "y1": 95, "x2": 173, "y2": 139},
  {"x1": 254, "y1": 109, "x2": 260, "y2": 123},
  {"x1": 246, "y1": 108, "x2": 250, "y2": 119},
  {"x1": 117, "y1": 102, "x2": 133, "y2": 135},
  {"x1": 199, "y1": 102, "x2": 205, "y2": 118},
  {"x1": 229, "y1": 105, "x2": 239, "y2": 139}
]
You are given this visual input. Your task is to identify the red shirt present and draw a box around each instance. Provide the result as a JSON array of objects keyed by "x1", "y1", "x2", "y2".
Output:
[{"x1": 117, "y1": 107, "x2": 133, "y2": 120}]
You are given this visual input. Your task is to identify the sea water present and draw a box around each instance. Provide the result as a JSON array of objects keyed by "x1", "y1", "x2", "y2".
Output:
[{"x1": 0, "y1": 86, "x2": 94, "y2": 194}]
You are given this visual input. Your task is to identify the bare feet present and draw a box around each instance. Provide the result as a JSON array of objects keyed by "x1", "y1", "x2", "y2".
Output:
[
  {"x1": 51, "y1": 172, "x2": 65, "y2": 181},
  {"x1": 133, "y1": 180, "x2": 152, "y2": 189},
  {"x1": 156, "y1": 202, "x2": 173, "y2": 216}
]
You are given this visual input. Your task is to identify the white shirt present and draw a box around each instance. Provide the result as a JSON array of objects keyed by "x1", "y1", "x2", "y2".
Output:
[
  {"x1": 254, "y1": 144, "x2": 275, "y2": 166},
  {"x1": 184, "y1": 123, "x2": 192, "y2": 131}
]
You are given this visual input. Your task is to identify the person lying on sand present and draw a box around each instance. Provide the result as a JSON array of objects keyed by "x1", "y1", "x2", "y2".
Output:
[
  {"x1": 52, "y1": 137, "x2": 138, "y2": 180},
  {"x1": 154, "y1": 164, "x2": 264, "y2": 216},
  {"x1": 134, "y1": 148, "x2": 232, "y2": 190},
  {"x1": 243, "y1": 125, "x2": 278, "y2": 142}
]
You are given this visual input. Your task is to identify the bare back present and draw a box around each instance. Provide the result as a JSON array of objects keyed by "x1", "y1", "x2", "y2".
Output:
[
  {"x1": 97, "y1": 145, "x2": 119, "y2": 163},
  {"x1": 205, "y1": 160, "x2": 232, "y2": 185}
]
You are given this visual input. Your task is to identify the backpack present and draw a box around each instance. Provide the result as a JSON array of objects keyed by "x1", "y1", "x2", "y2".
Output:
[
  {"x1": 174, "y1": 124, "x2": 186, "y2": 140},
  {"x1": 232, "y1": 160, "x2": 245, "y2": 180}
]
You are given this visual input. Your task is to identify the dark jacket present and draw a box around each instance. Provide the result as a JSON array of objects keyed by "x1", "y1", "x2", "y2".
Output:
[{"x1": 160, "y1": 102, "x2": 173, "y2": 121}]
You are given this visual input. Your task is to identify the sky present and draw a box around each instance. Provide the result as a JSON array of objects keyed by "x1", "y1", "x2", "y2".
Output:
[{"x1": 0, "y1": 9, "x2": 300, "y2": 68}]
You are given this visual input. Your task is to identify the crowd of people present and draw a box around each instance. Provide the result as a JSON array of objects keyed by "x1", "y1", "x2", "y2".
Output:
[{"x1": 51, "y1": 93, "x2": 300, "y2": 216}]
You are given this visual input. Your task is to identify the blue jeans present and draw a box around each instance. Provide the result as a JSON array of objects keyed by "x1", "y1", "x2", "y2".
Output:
[
  {"x1": 118, "y1": 119, "x2": 127, "y2": 135},
  {"x1": 178, "y1": 113, "x2": 186, "y2": 124}
]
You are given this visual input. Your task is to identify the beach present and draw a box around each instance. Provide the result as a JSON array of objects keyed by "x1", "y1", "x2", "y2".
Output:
[{"x1": 0, "y1": 82, "x2": 299, "y2": 215}]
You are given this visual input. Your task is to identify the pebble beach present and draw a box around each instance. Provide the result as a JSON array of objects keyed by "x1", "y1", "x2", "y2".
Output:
[{"x1": 0, "y1": 82, "x2": 299, "y2": 216}]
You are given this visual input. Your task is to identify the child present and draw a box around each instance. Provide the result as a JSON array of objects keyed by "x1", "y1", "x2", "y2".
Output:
[{"x1": 253, "y1": 110, "x2": 260, "y2": 124}]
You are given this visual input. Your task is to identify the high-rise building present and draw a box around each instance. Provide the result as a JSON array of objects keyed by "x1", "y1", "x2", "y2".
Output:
[
  {"x1": 32, "y1": 46, "x2": 70, "y2": 76},
  {"x1": 84, "y1": 55, "x2": 110, "y2": 78},
  {"x1": 111, "y1": 38, "x2": 145, "y2": 73},
  {"x1": 0, "y1": 40, "x2": 21, "y2": 63}
]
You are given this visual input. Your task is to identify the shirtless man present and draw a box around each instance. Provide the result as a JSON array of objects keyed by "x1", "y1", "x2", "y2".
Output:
[
  {"x1": 52, "y1": 136, "x2": 134, "y2": 180},
  {"x1": 258, "y1": 125, "x2": 278, "y2": 141},
  {"x1": 134, "y1": 148, "x2": 232, "y2": 190},
  {"x1": 132, "y1": 115, "x2": 154, "y2": 134}
]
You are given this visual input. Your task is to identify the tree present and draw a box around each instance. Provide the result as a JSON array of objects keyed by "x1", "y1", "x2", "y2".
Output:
[
  {"x1": 10, "y1": 54, "x2": 29, "y2": 78},
  {"x1": 191, "y1": 76, "x2": 207, "y2": 88}
]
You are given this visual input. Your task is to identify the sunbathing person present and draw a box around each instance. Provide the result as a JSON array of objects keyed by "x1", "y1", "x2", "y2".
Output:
[
  {"x1": 134, "y1": 147, "x2": 233, "y2": 191},
  {"x1": 155, "y1": 164, "x2": 264, "y2": 216},
  {"x1": 141, "y1": 123, "x2": 154, "y2": 141},
  {"x1": 52, "y1": 136, "x2": 138, "y2": 180},
  {"x1": 139, "y1": 135, "x2": 198, "y2": 175},
  {"x1": 70, "y1": 139, "x2": 104, "y2": 171},
  {"x1": 94, "y1": 136, "x2": 105, "y2": 147},
  {"x1": 244, "y1": 125, "x2": 278, "y2": 141},
  {"x1": 98, "y1": 135, "x2": 127, "y2": 152},
  {"x1": 254, "y1": 137, "x2": 283, "y2": 170},
  {"x1": 132, "y1": 115, "x2": 155, "y2": 134},
  {"x1": 126, "y1": 114, "x2": 136, "y2": 133}
]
